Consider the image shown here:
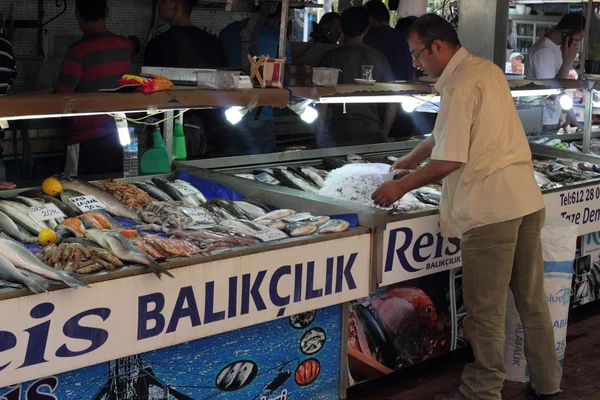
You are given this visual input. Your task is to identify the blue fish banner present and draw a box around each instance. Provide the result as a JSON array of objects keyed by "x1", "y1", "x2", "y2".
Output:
[{"x1": 0, "y1": 305, "x2": 342, "y2": 400}]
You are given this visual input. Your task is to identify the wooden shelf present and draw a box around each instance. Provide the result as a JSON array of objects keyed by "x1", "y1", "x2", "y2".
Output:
[{"x1": 0, "y1": 88, "x2": 290, "y2": 120}]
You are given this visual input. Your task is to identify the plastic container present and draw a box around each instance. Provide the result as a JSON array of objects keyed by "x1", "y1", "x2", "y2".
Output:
[
  {"x1": 123, "y1": 128, "x2": 139, "y2": 178},
  {"x1": 172, "y1": 117, "x2": 187, "y2": 161},
  {"x1": 196, "y1": 71, "x2": 241, "y2": 89},
  {"x1": 312, "y1": 68, "x2": 341, "y2": 87}
]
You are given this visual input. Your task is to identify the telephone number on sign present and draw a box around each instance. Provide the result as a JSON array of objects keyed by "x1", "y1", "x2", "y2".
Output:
[{"x1": 559, "y1": 186, "x2": 600, "y2": 207}]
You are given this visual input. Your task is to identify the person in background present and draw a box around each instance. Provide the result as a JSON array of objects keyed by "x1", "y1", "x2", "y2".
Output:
[
  {"x1": 395, "y1": 15, "x2": 417, "y2": 34},
  {"x1": 55, "y1": 0, "x2": 132, "y2": 177},
  {"x1": 506, "y1": 51, "x2": 524, "y2": 75},
  {"x1": 310, "y1": 12, "x2": 342, "y2": 44},
  {"x1": 372, "y1": 14, "x2": 561, "y2": 400},
  {"x1": 525, "y1": 13, "x2": 586, "y2": 130},
  {"x1": 219, "y1": 3, "x2": 292, "y2": 69},
  {"x1": 0, "y1": 33, "x2": 16, "y2": 189},
  {"x1": 145, "y1": 0, "x2": 227, "y2": 158},
  {"x1": 317, "y1": 7, "x2": 396, "y2": 147},
  {"x1": 144, "y1": 0, "x2": 226, "y2": 68},
  {"x1": 218, "y1": 2, "x2": 292, "y2": 148},
  {"x1": 364, "y1": 1, "x2": 414, "y2": 139},
  {"x1": 364, "y1": 1, "x2": 413, "y2": 81}
]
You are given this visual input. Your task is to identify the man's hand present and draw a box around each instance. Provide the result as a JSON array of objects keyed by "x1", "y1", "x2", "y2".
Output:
[
  {"x1": 390, "y1": 155, "x2": 419, "y2": 172},
  {"x1": 562, "y1": 35, "x2": 579, "y2": 65},
  {"x1": 372, "y1": 180, "x2": 407, "y2": 207},
  {"x1": 0, "y1": 181, "x2": 15, "y2": 190}
]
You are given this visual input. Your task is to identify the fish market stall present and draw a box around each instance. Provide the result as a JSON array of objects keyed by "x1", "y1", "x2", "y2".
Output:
[
  {"x1": 179, "y1": 140, "x2": 600, "y2": 389},
  {"x1": 0, "y1": 168, "x2": 374, "y2": 400}
]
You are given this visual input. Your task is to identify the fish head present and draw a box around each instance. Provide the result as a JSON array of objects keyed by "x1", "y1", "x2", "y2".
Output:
[{"x1": 385, "y1": 287, "x2": 438, "y2": 327}]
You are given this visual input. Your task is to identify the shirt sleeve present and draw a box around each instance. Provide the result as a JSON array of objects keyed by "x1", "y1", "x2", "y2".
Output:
[
  {"x1": 430, "y1": 86, "x2": 476, "y2": 163},
  {"x1": 528, "y1": 47, "x2": 559, "y2": 79},
  {"x1": 55, "y1": 47, "x2": 82, "y2": 93},
  {"x1": 380, "y1": 56, "x2": 394, "y2": 82}
]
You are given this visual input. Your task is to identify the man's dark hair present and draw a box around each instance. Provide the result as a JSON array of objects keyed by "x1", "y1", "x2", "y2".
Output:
[
  {"x1": 365, "y1": 1, "x2": 390, "y2": 23},
  {"x1": 341, "y1": 7, "x2": 370, "y2": 38},
  {"x1": 75, "y1": 0, "x2": 107, "y2": 22},
  {"x1": 556, "y1": 12, "x2": 586, "y2": 32},
  {"x1": 407, "y1": 13, "x2": 461, "y2": 47},
  {"x1": 319, "y1": 12, "x2": 341, "y2": 26},
  {"x1": 395, "y1": 16, "x2": 417, "y2": 34}
]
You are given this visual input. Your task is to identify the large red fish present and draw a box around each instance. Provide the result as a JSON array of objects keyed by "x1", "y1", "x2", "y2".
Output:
[{"x1": 382, "y1": 287, "x2": 438, "y2": 327}]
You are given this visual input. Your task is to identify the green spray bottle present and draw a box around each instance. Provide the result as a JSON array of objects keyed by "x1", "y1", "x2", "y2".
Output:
[
  {"x1": 172, "y1": 112, "x2": 187, "y2": 160},
  {"x1": 140, "y1": 127, "x2": 170, "y2": 174}
]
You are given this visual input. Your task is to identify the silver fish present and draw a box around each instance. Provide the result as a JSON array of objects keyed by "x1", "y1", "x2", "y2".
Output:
[
  {"x1": 347, "y1": 154, "x2": 368, "y2": 163},
  {"x1": 60, "y1": 177, "x2": 140, "y2": 221},
  {"x1": 0, "y1": 234, "x2": 86, "y2": 287},
  {"x1": 282, "y1": 212, "x2": 313, "y2": 223},
  {"x1": 220, "y1": 219, "x2": 288, "y2": 241},
  {"x1": 317, "y1": 219, "x2": 350, "y2": 233},
  {"x1": 301, "y1": 167, "x2": 327, "y2": 188},
  {"x1": 174, "y1": 179, "x2": 208, "y2": 204},
  {"x1": 274, "y1": 168, "x2": 320, "y2": 194},
  {"x1": 0, "y1": 254, "x2": 53, "y2": 293},
  {"x1": 0, "y1": 210, "x2": 39, "y2": 243},
  {"x1": 308, "y1": 215, "x2": 330, "y2": 227},
  {"x1": 286, "y1": 221, "x2": 318, "y2": 237},
  {"x1": 133, "y1": 181, "x2": 174, "y2": 202},
  {"x1": 20, "y1": 190, "x2": 80, "y2": 218},
  {"x1": 254, "y1": 209, "x2": 296, "y2": 222},
  {"x1": 234, "y1": 200, "x2": 267, "y2": 219},
  {"x1": 151, "y1": 178, "x2": 201, "y2": 206},
  {"x1": 266, "y1": 220, "x2": 288, "y2": 230},
  {"x1": 84, "y1": 230, "x2": 174, "y2": 279},
  {"x1": 0, "y1": 201, "x2": 48, "y2": 235}
]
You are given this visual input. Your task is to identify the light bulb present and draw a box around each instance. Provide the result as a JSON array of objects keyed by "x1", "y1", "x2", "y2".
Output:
[
  {"x1": 559, "y1": 94, "x2": 573, "y2": 111},
  {"x1": 401, "y1": 98, "x2": 420, "y2": 113},
  {"x1": 225, "y1": 107, "x2": 244, "y2": 125},
  {"x1": 300, "y1": 106, "x2": 318, "y2": 123},
  {"x1": 114, "y1": 113, "x2": 131, "y2": 146}
]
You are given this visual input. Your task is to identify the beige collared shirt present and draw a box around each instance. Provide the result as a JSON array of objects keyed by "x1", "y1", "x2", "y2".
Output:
[{"x1": 431, "y1": 47, "x2": 544, "y2": 238}]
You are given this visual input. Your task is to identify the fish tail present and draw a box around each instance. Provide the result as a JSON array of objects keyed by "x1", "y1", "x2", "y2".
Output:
[
  {"x1": 25, "y1": 277, "x2": 53, "y2": 294},
  {"x1": 146, "y1": 258, "x2": 174, "y2": 279},
  {"x1": 57, "y1": 270, "x2": 88, "y2": 288}
]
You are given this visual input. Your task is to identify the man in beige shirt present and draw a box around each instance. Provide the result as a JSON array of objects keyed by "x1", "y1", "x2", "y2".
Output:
[{"x1": 372, "y1": 14, "x2": 561, "y2": 400}]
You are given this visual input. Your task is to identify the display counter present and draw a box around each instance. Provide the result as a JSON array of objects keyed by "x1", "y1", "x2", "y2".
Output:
[
  {"x1": 0, "y1": 170, "x2": 372, "y2": 399},
  {"x1": 180, "y1": 140, "x2": 600, "y2": 390}
]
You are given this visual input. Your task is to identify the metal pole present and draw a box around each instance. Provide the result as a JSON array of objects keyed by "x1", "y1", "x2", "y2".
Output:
[
  {"x1": 278, "y1": 0, "x2": 289, "y2": 60},
  {"x1": 582, "y1": 0, "x2": 594, "y2": 75},
  {"x1": 164, "y1": 110, "x2": 174, "y2": 167},
  {"x1": 584, "y1": 89, "x2": 593, "y2": 154},
  {"x1": 277, "y1": 0, "x2": 289, "y2": 84}
]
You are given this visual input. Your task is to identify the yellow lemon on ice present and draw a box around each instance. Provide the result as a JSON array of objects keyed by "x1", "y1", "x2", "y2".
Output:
[
  {"x1": 42, "y1": 177, "x2": 62, "y2": 197},
  {"x1": 38, "y1": 228, "x2": 57, "y2": 246}
]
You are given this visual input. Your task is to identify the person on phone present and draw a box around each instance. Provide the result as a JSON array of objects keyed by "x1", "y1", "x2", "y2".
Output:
[
  {"x1": 372, "y1": 14, "x2": 561, "y2": 399},
  {"x1": 525, "y1": 13, "x2": 586, "y2": 130}
]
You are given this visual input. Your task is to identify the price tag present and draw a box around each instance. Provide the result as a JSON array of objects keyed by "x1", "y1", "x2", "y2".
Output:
[
  {"x1": 173, "y1": 182, "x2": 198, "y2": 196},
  {"x1": 255, "y1": 172, "x2": 280, "y2": 185},
  {"x1": 70, "y1": 195, "x2": 107, "y2": 212},
  {"x1": 180, "y1": 207, "x2": 215, "y2": 223},
  {"x1": 28, "y1": 204, "x2": 66, "y2": 222},
  {"x1": 253, "y1": 228, "x2": 288, "y2": 242}
]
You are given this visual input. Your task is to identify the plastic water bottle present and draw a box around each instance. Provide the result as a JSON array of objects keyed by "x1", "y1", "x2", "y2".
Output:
[{"x1": 123, "y1": 128, "x2": 139, "y2": 178}]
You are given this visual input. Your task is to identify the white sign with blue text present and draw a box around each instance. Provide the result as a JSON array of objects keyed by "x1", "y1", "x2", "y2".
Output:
[
  {"x1": 543, "y1": 184, "x2": 600, "y2": 236},
  {"x1": 0, "y1": 234, "x2": 371, "y2": 388},
  {"x1": 381, "y1": 214, "x2": 462, "y2": 286}
]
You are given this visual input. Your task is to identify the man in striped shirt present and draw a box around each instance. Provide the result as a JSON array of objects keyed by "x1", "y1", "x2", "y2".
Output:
[{"x1": 55, "y1": 0, "x2": 132, "y2": 177}]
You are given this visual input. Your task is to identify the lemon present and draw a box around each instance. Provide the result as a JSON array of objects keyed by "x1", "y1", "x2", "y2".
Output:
[
  {"x1": 38, "y1": 228, "x2": 57, "y2": 246},
  {"x1": 42, "y1": 177, "x2": 62, "y2": 197}
]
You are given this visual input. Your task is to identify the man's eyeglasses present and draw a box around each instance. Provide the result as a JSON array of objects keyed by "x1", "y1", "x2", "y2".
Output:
[{"x1": 411, "y1": 43, "x2": 432, "y2": 61}]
